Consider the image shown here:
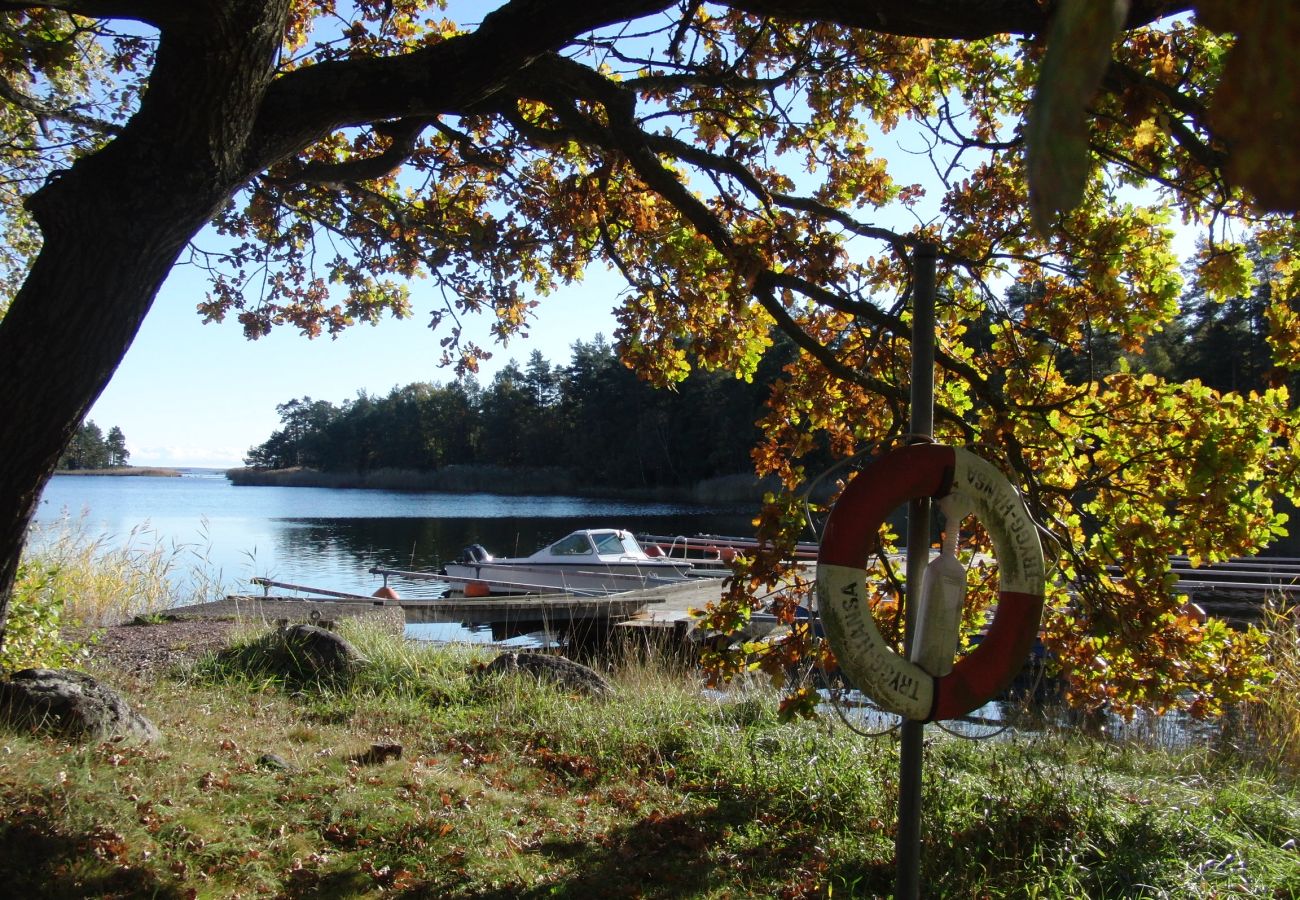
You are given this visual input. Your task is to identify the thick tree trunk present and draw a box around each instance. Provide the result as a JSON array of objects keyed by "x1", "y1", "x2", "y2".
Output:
[
  {"x1": 0, "y1": 174, "x2": 228, "y2": 644},
  {"x1": 0, "y1": 0, "x2": 291, "y2": 653}
]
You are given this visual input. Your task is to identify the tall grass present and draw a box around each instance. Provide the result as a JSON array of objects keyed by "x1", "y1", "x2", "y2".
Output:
[
  {"x1": 19, "y1": 513, "x2": 226, "y2": 626},
  {"x1": 3, "y1": 624, "x2": 1300, "y2": 897},
  {"x1": 1245, "y1": 602, "x2": 1300, "y2": 771}
]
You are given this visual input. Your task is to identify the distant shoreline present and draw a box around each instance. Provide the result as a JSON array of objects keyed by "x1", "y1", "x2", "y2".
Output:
[
  {"x1": 225, "y1": 465, "x2": 787, "y2": 504},
  {"x1": 55, "y1": 466, "x2": 183, "y2": 478}
]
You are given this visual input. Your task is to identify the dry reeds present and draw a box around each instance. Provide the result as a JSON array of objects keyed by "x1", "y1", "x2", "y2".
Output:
[
  {"x1": 21, "y1": 513, "x2": 226, "y2": 627},
  {"x1": 1244, "y1": 602, "x2": 1300, "y2": 771}
]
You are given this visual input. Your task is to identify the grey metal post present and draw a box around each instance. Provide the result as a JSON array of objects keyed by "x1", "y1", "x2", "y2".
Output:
[{"x1": 896, "y1": 242, "x2": 937, "y2": 899}]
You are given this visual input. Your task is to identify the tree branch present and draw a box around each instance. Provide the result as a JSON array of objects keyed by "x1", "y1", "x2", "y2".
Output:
[
  {"x1": 0, "y1": 0, "x2": 177, "y2": 26},
  {"x1": 247, "y1": 0, "x2": 675, "y2": 174},
  {"x1": 271, "y1": 116, "x2": 435, "y2": 187},
  {"x1": 0, "y1": 72, "x2": 121, "y2": 136},
  {"x1": 722, "y1": 0, "x2": 1191, "y2": 40}
]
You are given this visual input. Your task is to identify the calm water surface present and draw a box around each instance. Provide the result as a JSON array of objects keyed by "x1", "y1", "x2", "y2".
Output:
[{"x1": 32, "y1": 471, "x2": 754, "y2": 642}]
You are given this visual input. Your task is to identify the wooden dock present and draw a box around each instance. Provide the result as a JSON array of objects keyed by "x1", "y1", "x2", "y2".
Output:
[
  {"x1": 161, "y1": 594, "x2": 407, "y2": 633},
  {"x1": 617, "y1": 578, "x2": 730, "y2": 635},
  {"x1": 164, "y1": 577, "x2": 730, "y2": 646},
  {"x1": 168, "y1": 548, "x2": 1300, "y2": 646}
]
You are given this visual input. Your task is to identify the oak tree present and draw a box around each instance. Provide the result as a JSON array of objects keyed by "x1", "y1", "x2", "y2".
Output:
[{"x1": 0, "y1": 0, "x2": 1297, "y2": 713}]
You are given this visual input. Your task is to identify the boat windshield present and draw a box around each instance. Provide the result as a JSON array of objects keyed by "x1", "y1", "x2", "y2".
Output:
[
  {"x1": 549, "y1": 533, "x2": 595, "y2": 556},
  {"x1": 591, "y1": 531, "x2": 643, "y2": 556}
]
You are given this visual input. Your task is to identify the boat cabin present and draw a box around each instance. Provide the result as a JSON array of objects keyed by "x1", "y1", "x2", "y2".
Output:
[{"x1": 546, "y1": 529, "x2": 647, "y2": 560}]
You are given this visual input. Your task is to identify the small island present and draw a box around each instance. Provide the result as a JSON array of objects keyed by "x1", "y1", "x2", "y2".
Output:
[
  {"x1": 57, "y1": 466, "x2": 182, "y2": 477},
  {"x1": 54, "y1": 420, "x2": 184, "y2": 475}
]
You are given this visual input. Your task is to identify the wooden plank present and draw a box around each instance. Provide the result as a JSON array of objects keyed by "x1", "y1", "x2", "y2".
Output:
[
  {"x1": 403, "y1": 595, "x2": 651, "y2": 625},
  {"x1": 163, "y1": 596, "x2": 405, "y2": 632}
]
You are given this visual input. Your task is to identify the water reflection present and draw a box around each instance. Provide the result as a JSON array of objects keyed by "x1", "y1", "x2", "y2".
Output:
[
  {"x1": 819, "y1": 689, "x2": 1020, "y2": 740},
  {"x1": 818, "y1": 687, "x2": 1233, "y2": 751}
]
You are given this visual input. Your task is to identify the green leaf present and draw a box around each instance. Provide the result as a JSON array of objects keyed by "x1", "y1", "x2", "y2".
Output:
[{"x1": 1026, "y1": 0, "x2": 1131, "y2": 236}]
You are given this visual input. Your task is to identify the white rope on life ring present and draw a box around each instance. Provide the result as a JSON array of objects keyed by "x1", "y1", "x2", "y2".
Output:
[{"x1": 816, "y1": 444, "x2": 1046, "y2": 722}]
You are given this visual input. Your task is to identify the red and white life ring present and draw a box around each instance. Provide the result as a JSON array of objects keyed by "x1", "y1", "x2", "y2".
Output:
[{"x1": 817, "y1": 444, "x2": 1045, "y2": 722}]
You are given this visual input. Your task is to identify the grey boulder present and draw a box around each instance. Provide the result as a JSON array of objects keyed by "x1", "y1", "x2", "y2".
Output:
[
  {"x1": 0, "y1": 668, "x2": 160, "y2": 743},
  {"x1": 483, "y1": 651, "x2": 611, "y2": 697}
]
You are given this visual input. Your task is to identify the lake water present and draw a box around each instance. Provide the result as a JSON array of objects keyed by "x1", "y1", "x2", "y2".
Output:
[
  {"x1": 30, "y1": 470, "x2": 755, "y2": 643},
  {"x1": 30, "y1": 472, "x2": 1232, "y2": 743}
]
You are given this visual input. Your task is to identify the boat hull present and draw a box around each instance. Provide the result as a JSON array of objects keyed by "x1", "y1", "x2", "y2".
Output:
[{"x1": 442, "y1": 560, "x2": 692, "y2": 596}]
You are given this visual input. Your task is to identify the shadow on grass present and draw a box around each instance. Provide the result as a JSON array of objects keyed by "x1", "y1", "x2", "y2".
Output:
[
  {"x1": 412, "y1": 797, "x2": 893, "y2": 899},
  {"x1": 0, "y1": 817, "x2": 188, "y2": 900}
]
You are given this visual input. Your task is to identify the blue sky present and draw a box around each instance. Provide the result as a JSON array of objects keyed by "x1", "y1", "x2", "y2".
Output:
[{"x1": 88, "y1": 257, "x2": 621, "y2": 468}]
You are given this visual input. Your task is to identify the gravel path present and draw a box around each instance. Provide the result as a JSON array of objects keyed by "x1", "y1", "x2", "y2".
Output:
[
  {"x1": 64, "y1": 599, "x2": 405, "y2": 676},
  {"x1": 67, "y1": 618, "x2": 247, "y2": 676}
]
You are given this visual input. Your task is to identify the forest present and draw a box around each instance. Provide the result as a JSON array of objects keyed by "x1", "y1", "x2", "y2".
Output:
[
  {"x1": 242, "y1": 337, "x2": 786, "y2": 491},
  {"x1": 245, "y1": 264, "x2": 1284, "y2": 493},
  {"x1": 55, "y1": 421, "x2": 129, "y2": 471}
]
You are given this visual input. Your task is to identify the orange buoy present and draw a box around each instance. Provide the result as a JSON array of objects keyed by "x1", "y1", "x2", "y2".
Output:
[
  {"x1": 464, "y1": 580, "x2": 491, "y2": 598},
  {"x1": 718, "y1": 546, "x2": 738, "y2": 563},
  {"x1": 373, "y1": 585, "x2": 400, "y2": 600},
  {"x1": 645, "y1": 544, "x2": 664, "y2": 557}
]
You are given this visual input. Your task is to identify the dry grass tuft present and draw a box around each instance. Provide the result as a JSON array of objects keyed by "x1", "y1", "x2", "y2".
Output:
[
  {"x1": 22, "y1": 513, "x2": 226, "y2": 627},
  {"x1": 1245, "y1": 602, "x2": 1300, "y2": 772}
]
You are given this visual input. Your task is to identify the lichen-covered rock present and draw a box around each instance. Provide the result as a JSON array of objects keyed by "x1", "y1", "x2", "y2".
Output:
[
  {"x1": 214, "y1": 623, "x2": 368, "y2": 687},
  {"x1": 0, "y1": 668, "x2": 160, "y2": 743},
  {"x1": 483, "y1": 651, "x2": 611, "y2": 697}
]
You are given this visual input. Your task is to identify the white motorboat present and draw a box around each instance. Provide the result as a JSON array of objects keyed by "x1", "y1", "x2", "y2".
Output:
[{"x1": 441, "y1": 528, "x2": 696, "y2": 596}]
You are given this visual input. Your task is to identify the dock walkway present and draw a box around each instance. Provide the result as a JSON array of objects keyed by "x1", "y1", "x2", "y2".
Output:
[
  {"x1": 161, "y1": 595, "x2": 406, "y2": 633},
  {"x1": 165, "y1": 577, "x2": 729, "y2": 644}
]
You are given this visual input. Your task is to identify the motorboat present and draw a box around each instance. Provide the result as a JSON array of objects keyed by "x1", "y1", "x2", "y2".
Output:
[{"x1": 440, "y1": 528, "x2": 697, "y2": 596}]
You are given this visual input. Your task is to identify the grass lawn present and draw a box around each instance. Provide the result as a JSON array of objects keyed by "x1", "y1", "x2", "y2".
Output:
[{"x1": 1, "y1": 621, "x2": 1298, "y2": 898}]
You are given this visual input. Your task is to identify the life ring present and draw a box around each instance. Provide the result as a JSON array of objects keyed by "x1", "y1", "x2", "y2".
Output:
[{"x1": 816, "y1": 444, "x2": 1045, "y2": 722}]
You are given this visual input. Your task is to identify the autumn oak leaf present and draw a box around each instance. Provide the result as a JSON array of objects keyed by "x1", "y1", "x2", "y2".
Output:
[
  {"x1": 1197, "y1": 0, "x2": 1300, "y2": 212},
  {"x1": 1027, "y1": 0, "x2": 1131, "y2": 236}
]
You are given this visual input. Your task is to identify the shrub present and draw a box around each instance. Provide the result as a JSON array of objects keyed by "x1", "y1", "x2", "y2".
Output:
[{"x1": 1, "y1": 560, "x2": 86, "y2": 674}]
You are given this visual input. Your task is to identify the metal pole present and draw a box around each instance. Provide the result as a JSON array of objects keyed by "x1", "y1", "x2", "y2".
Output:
[{"x1": 896, "y1": 242, "x2": 937, "y2": 900}]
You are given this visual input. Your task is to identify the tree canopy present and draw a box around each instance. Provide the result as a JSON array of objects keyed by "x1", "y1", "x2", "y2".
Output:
[
  {"x1": 242, "y1": 339, "x2": 780, "y2": 487},
  {"x1": 0, "y1": 0, "x2": 1298, "y2": 714},
  {"x1": 56, "y1": 421, "x2": 129, "y2": 470}
]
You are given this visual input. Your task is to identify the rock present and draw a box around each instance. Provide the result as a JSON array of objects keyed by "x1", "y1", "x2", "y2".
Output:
[
  {"x1": 257, "y1": 752, "x2": 293, "y2": 771},
  {"x1": 349, "y1": 741, "x2": 402, "y2": 766},
  {"x1": 0, "y1": 668, "x2": 160, "y2": 743},
  {"x1": 482, "y1": 651, "x2": 612, "y2": 697},
  {"x1": 277, "y1": 624, "x2": 367, "y2": 681}
]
